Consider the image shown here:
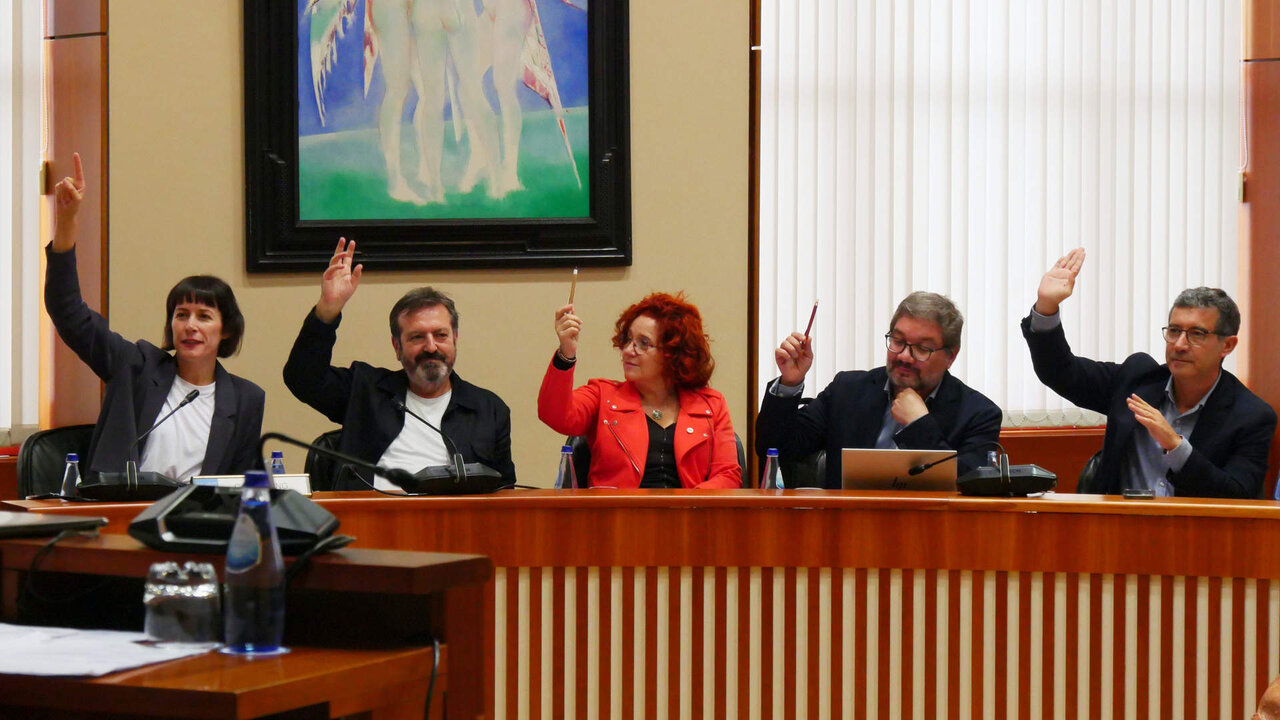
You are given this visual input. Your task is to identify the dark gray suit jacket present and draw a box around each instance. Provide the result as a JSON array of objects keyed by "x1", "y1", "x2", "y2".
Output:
[{"x1": 44, "y1": 245, "x2": 266, "y2": 478}]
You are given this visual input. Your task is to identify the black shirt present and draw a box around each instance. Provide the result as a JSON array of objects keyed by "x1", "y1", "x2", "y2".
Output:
[{"x1": 639, "y1": 417, "x2": 680, "y2": 488}]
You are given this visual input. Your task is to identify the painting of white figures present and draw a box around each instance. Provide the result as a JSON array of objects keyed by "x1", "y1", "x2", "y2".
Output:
[{"x1": 298, "y1": 0, "x2": 588, "y2": 220}]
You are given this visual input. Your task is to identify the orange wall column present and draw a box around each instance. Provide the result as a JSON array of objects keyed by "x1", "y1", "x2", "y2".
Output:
[
  {"x1": 1242, "y1": 0, "x2": 1280, "y2": 494},
  {"x1": 40, "y1": 0, "x2": 107, "y2": 429}
]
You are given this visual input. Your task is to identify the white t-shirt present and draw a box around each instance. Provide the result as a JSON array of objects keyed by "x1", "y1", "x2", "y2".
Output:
[
  {"x1": 375, "y1": 390, "x2": 452, "y2": 491},
  {"x1": 138, "y1": 375, "x2": 216, "y2": 481}
]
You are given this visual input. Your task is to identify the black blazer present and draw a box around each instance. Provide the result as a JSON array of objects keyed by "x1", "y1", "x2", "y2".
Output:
[
  {"x1": 756, "y1": 367, "x2": 1003, "y2": 488},
  {"x1": 1021, "y1": 314, "x2": 1277, "y2": 498},
  {"x1": 282, "y1": 309, "x2": 517, "y2": 488},
  {"x1": 43, "y1": 246, "x2": 265, "y2": 478}
]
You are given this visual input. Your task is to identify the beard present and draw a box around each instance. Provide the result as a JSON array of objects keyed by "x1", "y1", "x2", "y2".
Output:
[
  {"x1": 888, "y1": 359, "x2": 924, "y2": 391},
  {"x1": 404, "y1": 349, "x2": 451, "y2": 387}
]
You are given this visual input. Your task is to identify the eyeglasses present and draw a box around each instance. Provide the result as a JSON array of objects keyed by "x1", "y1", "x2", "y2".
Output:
[
  {"x1": 884, "y1": 333, "x2": 943, "y2": 362},
  {"x1": 1161, "y1": 326, "x2": 1225, "y2": 346},
  {"x1": 619, "y1": 336, "x2": 658, "y2": 354}
]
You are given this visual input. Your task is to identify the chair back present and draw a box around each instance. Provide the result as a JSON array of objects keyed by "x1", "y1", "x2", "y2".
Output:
[
  {"x1": 778, "y1": 449, "x2": 827, "y2": 489},
  {"x1": 565, "y1": 432, "x2": 747, "y2": 487},
  {"x1": 304, "y1": 429, "x2": 344, "y2": 492},
  {"x1": 16, "y1": 424, "x2": 95, "y2": 497},
  {"x1": 1077, "y1": 449, "x2": 1103, "y2": 494}
]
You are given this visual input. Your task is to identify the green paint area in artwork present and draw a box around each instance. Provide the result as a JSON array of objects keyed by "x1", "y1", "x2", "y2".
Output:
[{"x1": 299, "y1": 109, "x2": 589, "y2": 221}]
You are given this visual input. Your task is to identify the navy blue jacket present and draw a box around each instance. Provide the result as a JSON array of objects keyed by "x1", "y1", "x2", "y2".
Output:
[
  {"x1": 1021, "y1": 315, "x2": 1277, "y2": 498},
  {"x1": 756, "y1": 366, "x2": 1003, "y2": 488}
]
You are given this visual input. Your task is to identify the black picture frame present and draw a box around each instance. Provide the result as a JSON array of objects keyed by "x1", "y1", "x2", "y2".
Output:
[{"x1": 243, "y1": 0, "x2": 630, "y2": 272}]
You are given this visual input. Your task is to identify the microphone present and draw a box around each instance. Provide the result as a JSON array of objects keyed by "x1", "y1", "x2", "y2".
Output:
[
  {"x1": 907, "y1": 441, "x2": 1005, "y2": 476},
  {"x1": 392, "y1": 397, "x2": 468, "y2": 482},
  {"x1": 255, "y1": 432, "x2": 418, "y2": 492},
  {"x1": 389, "y1": 396, "x2": 505, "y2": 495},
  {"x1": 75, "y1": 389, "x2": 203, "y2": 501},
  {"x1": 130, "y1": 388, "x2": 202, "y2": 461}
]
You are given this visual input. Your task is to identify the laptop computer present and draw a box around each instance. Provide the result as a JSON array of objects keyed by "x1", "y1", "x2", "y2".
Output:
[
  {"x1": 0, "y1": 511, "x2": 107, "y2": 538},
  {"x1": 840, "y1": 448, "x2": 958, "y2": 491}
]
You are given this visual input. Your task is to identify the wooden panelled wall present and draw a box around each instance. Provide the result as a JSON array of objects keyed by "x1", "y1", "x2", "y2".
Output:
[
  {"x1": 1243, "y1": 0, "x2": 1280, "y2": 499},
  {"x1": 41, "y1": 0, "x2": 106, "y2": 429}
]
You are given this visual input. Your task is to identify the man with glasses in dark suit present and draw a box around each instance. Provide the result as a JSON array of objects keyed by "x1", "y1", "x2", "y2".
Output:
[
  {"x1": 757, "y1": 291, "x2": 1003, "y2": 488},
  {"x1": 1023, "y1": 248, "x2": 1276, "y2": 498}
]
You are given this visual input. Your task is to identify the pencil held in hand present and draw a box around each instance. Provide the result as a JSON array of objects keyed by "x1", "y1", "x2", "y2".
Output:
[
  {"x1": 569, "y1": 268, "x2": 579, "y2": 305},
  {"x1": 802, "y1": 300, "x2": 819, "y2": 343}
]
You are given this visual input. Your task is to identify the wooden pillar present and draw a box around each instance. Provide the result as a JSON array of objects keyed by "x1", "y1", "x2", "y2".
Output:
[
  {"x1": 40, "y1": 0, "x2": 107, "y2": 429},
  {"x1": 1242, "y1": 0, "x2": 1280, "y2": 494}
]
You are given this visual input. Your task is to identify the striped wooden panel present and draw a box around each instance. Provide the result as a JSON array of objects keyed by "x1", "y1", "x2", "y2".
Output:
[{"x1": 492, "y1": 568, "x2": 1280, "y2": 720}]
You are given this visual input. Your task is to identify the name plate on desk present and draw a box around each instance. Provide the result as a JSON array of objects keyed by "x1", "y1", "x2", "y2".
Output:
[{"x1": 191, "y1": 474, "x2": 313, "y2": 495}]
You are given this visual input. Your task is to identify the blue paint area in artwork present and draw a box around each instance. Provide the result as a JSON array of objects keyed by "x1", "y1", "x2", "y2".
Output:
[{"x1": 297, "y1": 0, "x2": 587, "y2": 137}]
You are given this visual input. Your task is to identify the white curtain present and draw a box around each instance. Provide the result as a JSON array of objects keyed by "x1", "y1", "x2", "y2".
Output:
[
  {"x1": 0, "y1": 0, "x2": 43, "y2": 443},
  {"x1": 757, "y1": 0, "x2": 1242, "y2": 426}
]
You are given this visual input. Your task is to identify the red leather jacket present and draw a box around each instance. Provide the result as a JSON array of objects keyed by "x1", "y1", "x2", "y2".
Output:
[{"x1": 537, "y1": 358, "x2": 741, "y2": 488}]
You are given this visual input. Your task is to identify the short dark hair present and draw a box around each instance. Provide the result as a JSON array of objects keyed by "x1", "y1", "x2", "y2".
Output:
[
  {"x1": 1171, "y1": 287, "x2": 1240, "y2": 336},
  {"x1": 162, "y1": 276, "x2": 245, "y2": 358},
  {"x1": 889, "y1": 291, "x2": 964, "y2": 350},
  {"x1": 389, "y1": 287, "x2": 458, "y2": 340}
]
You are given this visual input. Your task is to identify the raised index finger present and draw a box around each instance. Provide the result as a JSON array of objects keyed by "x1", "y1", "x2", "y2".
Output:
[{"x1": 72, "y1": 152, "x2": 85, "y2": 189}]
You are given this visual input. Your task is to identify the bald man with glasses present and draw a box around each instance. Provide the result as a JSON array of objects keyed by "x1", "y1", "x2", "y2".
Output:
[
  {"x1": 756, "y1": 291, "x2": 1003, "y2": 488},
  {"x1": 1023, "y1": 248, "x2": 1277, "y2": 498}
]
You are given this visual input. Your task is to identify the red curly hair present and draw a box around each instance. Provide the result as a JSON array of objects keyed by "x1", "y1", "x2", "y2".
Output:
[{"x1": 612, "y1": 292, "x2": 715, "y2": 390}]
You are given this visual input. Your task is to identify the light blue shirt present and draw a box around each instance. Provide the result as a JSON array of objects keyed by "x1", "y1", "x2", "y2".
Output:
[{"x1": 1122, "y1": 375, "x2": 1216, "y2": 496}]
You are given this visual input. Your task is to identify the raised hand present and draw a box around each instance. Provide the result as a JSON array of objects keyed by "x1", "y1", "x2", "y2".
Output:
[
  {"x1": 51, "y1": 153, "x2": 87, "y2": 252},
  {"x1": 891, "y1": 386, "x2": 929, "y2": 426},
  {"x1": 1127, "y1": 394, "x2": 1181, "y2": 451},
  {"x1": 774, "y1": 331, "x2": 814, "y2": 387},
  {"x1": 315, "y1": 237, "x2": 363, "y2": 323},
  {"x1": 1035, "y1": 247, "x2": 1086, "y2": 316},
  {"x1": 555, "y1": 304, "x2": 581, "y2": 360}
]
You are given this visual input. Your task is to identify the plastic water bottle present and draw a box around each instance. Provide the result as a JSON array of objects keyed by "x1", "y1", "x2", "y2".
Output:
[
  {"x1": 59, "y1": 453, "x2": 80, "y2": 498},
  {"x1": 269, "y1": 451, "x2": 286, "y2": 479},
  {"x1": 554, "y1": 445, "x2": 579, "y2": 489},
  {"x1": 761, "y1": 448, "x2": 782, "y2": 489},
  {"x1": 222, "y1": 470, "x2": 286, "y2": 655}
]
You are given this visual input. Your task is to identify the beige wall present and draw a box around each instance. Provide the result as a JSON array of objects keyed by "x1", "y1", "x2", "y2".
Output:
[{"x1": 107, "y1": 2, "x2": 749, "y2": 484}]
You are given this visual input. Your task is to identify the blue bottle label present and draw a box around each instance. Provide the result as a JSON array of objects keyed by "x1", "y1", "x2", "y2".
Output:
[{"x1": 225, "y1": 514, "x2": 261, "y2": 573}]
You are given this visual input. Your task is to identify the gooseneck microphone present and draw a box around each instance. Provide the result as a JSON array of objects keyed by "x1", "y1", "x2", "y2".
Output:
[
  {"x1": 129, "y1": 388, "x2": 202, "y2": 461},
  {"x1": 908, "y1": 440, "x2": 1057, "y2": 497},
  {"x1": 73, "y1": 389, "x2": 204, "y2": 501},
  {"x1": 392, "y1": 397, "x2": 468, "y2": 482},
  {"x1": 255, "y1": 432, "x2": 418, "y2": 492},
  {"x1": 907, "y1": 440, "x2": 1006, "y2": 476}
]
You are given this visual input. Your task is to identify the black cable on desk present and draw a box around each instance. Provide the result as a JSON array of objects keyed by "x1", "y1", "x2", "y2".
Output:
[{"x1": 18, "y1": 528, "x2": 108, "y2": 612}]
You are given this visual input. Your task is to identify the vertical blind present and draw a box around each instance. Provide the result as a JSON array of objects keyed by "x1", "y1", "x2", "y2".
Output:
[
  {"x1": 757, "y1": 0, "x2": 1242, "y2": 426},
  {"x1": 0, "y1": 0, "x2": 43, "y2": 443}
]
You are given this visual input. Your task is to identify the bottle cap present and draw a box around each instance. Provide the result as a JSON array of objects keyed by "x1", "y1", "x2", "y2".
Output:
[
  {"x1": 561, "y1": 445, "x2": 573, "y2": 453},
  {"x1": 243, "y1": 470, "x2": 270, "y2": 488},
  {"x1": 271, "y1": 450, "x2": 284, "y2": 458},
  {"x1": 66, "y1": 453, "x2": 78, "y2": 462},
  {"x1": 766, "y1": 448, "x2": 779, "y2": 457}
]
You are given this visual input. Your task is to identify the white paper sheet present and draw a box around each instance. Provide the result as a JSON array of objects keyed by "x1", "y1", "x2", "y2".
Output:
[{"x1": 0, "y1": 623, "x2": 213, "y2": 676}]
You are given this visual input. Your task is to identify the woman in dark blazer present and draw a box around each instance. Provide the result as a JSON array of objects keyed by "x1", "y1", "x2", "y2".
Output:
[
  {"x1": 538, "y1": 292, "x2": 740, "y2": 489},
  {"x1": 43, "y1": 154, "x2": 264, "y2": 481}
]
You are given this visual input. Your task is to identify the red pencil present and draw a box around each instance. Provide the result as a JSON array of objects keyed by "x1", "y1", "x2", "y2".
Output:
[{"x1": 802, "y1": 300, "x2": 819, "y2": 342}]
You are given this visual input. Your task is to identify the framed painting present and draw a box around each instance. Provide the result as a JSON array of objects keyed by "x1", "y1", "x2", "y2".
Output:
[{"x1": 244, "y1": 0, "x2": 630, "y2": 272}]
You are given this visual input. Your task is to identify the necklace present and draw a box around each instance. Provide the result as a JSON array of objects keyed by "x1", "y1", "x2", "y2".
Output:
[{"x1": 650, "y1": 408, "x2": 663, "y2": 421}]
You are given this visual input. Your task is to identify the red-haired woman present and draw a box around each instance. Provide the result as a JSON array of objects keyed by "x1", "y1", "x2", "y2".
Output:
[{"x1": 538, "y1": 293, "x2": 742, "y2": 488}]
